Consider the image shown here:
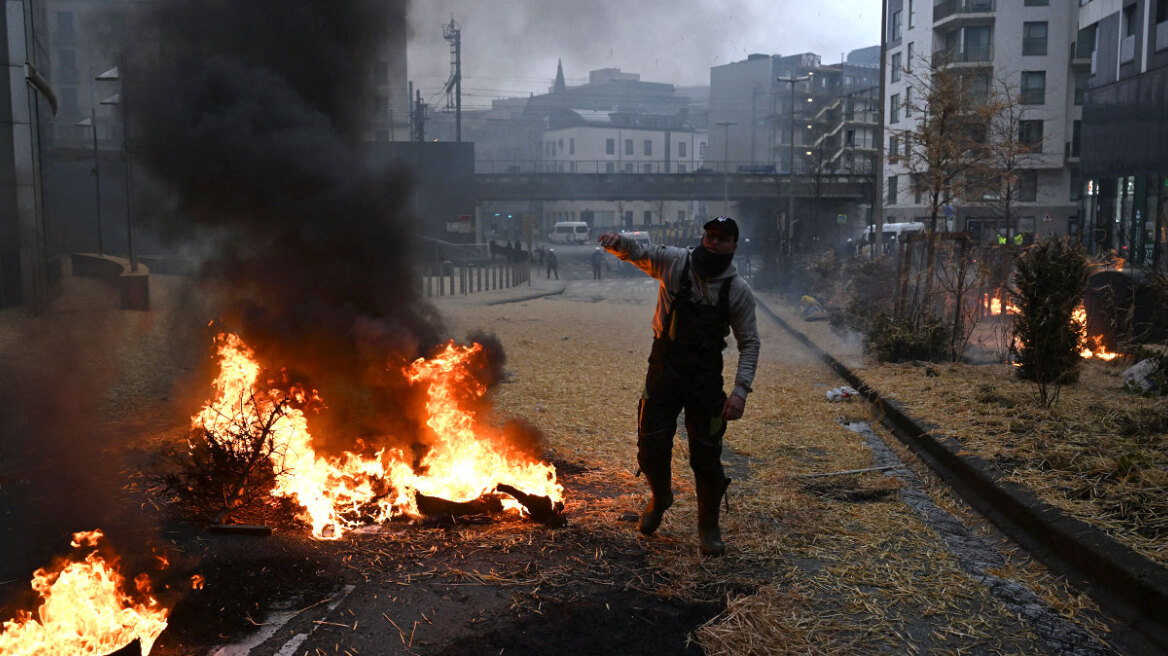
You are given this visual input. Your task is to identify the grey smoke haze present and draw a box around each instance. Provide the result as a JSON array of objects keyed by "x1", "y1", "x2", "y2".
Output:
[{"x1": 407, "y1": 0, "x2": 881, "y2": 103}]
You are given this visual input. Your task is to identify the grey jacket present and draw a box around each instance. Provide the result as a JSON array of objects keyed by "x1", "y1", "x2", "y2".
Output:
[{"x1": 606, "y1": 235, "x2": 760, "y2": 400}]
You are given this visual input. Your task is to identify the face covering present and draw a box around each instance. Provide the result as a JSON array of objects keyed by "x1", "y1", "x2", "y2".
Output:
[{"x1": 691, "y1": 244, "x2": 734, "y2": 278}]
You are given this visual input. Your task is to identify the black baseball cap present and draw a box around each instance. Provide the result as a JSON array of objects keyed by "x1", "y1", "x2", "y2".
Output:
[{"x1": 702, "y1": 216, "x2": 739, "y2": 241}]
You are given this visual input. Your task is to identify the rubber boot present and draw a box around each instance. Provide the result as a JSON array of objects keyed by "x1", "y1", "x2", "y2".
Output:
[
  {"x1": 696, "y1": 477, "x2": 730, "y2": 556},
  {"x1": 638, "y1": 466, "x2": 674, "y2": 536}
]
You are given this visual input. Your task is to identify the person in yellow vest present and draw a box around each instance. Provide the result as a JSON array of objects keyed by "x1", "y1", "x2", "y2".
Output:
[
  {"x1": 997, "y1": 233, "x2": 1007, "y2": 245},
  {"x1": 1013, "y1": 233, "x2": 1024, "y2": 246}
]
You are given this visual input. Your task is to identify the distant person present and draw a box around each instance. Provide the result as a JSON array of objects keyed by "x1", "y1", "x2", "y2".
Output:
[
  {"x1": 598, "y1": 216, "x2": 759, "y2": 557},
  {"x1": 546, "y1": 248, "x2": 559, "y2": 279},
  {"x1": 591, "y1": 247, "x2": 607, "y2": 279}
]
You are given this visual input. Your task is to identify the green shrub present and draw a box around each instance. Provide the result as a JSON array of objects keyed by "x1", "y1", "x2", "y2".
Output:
[
  {"x1": 1010, "y1": 238, "x2": 1090, "y2": 407},
  {"x1": 864, "y1": 312, "x2": 952, "y2": 363}
]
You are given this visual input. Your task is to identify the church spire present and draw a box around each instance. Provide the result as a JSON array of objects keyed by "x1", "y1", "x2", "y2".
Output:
[{"x1": 553, "y1": 58, "x2": 566, "y2": 93}]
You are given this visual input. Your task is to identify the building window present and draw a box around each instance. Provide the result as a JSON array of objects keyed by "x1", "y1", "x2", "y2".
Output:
[
  {"x1": 905, "y1": 87, "x2": 912, "y2": 116},
  {"x1": 891, "y1": 10, "x2": 903, "y2": 41},
  {"x1": 889, "y1": 135, "x2": 900, "y2": 159},
  {"x1": 569, "y1": 138, "x2": 575, "y2": 155},
  {"x1": 1018, "y1": 171, "x2": 1038, "y2": 202},
  {"x1": 1158, "y1": 0, "x2": 1168, "y2": 24},
  {"x1": 644, "y1": 140, "x2": 652, "y2": 156},
  {"x1": 678, "y1": 210, "x2": 687, "y2": 222},
  {"x1": 624, "y1": 162, "x2": 634, "y2": 173},
  {"x1": 606, "y1": 162, "x2": 615, "y2": 173},
  {"x1": 642, "y1": 163, "x2": 653, "y2": 173},
  {"x1": 908, "y1": 0, "x2": 916, "y2": 28},
  {"x1": 1020, "y1": 71, "x2": 1046, "y2": 104},
  {"x1": 1072, "y1": 120, "x2": 1081, "y2": 157},
  {"x1": 643, "y1": 210, "x2": 653, "y2": 224},
  {"x1": 679, "y1": 141, "x2": 687, "y2": 157},
  {"x1": 606, "y1": 138, "x2": 615, "y2": 155},
  {"x1": 906, "y1": 42, "x2": 914, "y2": 72},
  {"x1": 891, "y1": 52, "x2": 902, "y2": 82},
  {"x1": 1018, "y1": 119, "x2": 1044, "y2": 153},
  {"x1": 887, "y1": 176, "x2": 898, "y2": 204},
  {"x1": 1023, "y1": 22, "x2": 1048, "y2": 56},
  {"x1": 890, "y1": 93, "x2": 900, "y2": 123},
  {"x1": 1024, "y1": 0, "x2": 1048, "y2": 5},
  {"x1": 625, "y1": 139, "x2": 634, "y2": 156},
  {"x1": 679, "y1": 164, "x2": 687, "y2": 173},
  {"x1": 1074, "y1": 71, "x2": 1089, "y2": 105},
  {"x1": 57, "y1": 49, "x2": 78, "y2": 84},
  {"x1": 845, "y1": 129, "x2": 855, "y2": 146}
]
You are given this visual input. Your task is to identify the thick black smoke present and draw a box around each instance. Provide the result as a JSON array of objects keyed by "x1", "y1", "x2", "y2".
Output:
[{"x1": 116, "y1": 0, "x2": 448, "y2": 452}]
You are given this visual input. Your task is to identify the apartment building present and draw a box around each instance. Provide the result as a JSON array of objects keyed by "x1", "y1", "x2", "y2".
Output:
[
  {"x1": 708, "y1": 50, "x2": 880, "y2": 176},
  {"x1": 538, "y1": 110, "x2": 707, "y2": 232},
  {"x1": 1078, "y1": 0, "x2": 1168, "y2": 268},
  {"x1": 882, "y1": 0, "x2": 1084, "y2": 242}
]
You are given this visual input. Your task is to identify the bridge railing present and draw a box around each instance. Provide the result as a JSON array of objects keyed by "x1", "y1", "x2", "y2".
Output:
[{"x1": 475, "y1": 160, "x2": 791, "y2": 175}]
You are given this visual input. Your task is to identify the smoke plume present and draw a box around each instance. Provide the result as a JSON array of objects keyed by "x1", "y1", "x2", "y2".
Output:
[{"x1": 115, "y1": 0, "x2": 447, "y2": 452}]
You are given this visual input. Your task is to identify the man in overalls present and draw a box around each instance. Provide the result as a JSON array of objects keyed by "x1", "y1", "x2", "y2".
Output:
[{"x1": 599, "y1": 217, "x2": 760, "y2": 556}]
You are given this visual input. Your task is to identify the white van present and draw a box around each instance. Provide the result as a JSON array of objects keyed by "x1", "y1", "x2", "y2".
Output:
[
  {"x1": 548, "y1": 221, "x2": 591, "y2": 244},
  {"x1": 861, "y1": 222, "x2": 926, "y2": 252}
]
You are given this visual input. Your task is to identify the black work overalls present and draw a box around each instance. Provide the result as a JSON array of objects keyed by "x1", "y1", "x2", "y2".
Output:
[{"x1": 637, "y1": 258, "x2": 732, "y2": 487}]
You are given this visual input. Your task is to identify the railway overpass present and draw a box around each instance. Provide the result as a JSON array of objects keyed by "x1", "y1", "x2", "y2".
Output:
[{"x1": 472, "y1": 164, "x2": 875, "y2": 203}]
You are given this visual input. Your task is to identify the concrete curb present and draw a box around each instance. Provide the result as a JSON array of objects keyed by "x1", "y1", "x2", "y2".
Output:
[{"x1": 755, "y1": 296, "x2": 1168, "y2": 656}]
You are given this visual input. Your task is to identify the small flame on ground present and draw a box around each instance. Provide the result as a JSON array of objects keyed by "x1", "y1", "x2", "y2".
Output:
[
  {"x1": 0, "y1": 530, "x2": 170, "y2": 656},
  {"x1": 985, "y1": 292, "x2": 1019, "y2": 316},
  {"x1": 1072, "y1": 304, "x2": 1121, "y2": 360},
  {"x1": 194, "y1": 333, "x2": 564, "y2": 539},
  {"x1": 190, "y1": 575, "x2": 204, "y2": 591}
]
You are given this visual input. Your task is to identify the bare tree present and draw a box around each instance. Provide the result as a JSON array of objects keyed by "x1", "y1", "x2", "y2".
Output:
[
  {"x1": 979, "y1": 75, "x2": 1043, "y2": 242},
  {"x1": 895, "y1": 55, "x2": 1006, "y2": 301}
]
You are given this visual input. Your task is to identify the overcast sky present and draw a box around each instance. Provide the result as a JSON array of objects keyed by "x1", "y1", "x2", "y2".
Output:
[{"x1": 406, "y1": 0, "x2": 881, "y2": 111}]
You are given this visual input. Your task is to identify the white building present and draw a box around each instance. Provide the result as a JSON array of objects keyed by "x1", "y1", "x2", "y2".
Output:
[
  {"x1": 539, "y1": 110, "x2": 707, "y2": 231},
  {"x1": 882, "y1": 0, "x2": 1084, "y2": 241}
]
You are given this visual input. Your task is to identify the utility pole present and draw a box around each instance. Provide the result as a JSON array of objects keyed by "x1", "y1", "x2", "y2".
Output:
[
  {"x1": 76, "y1": 108, "x2": 103, "y2": 254},
  {"x1": 716, "y1": 121, "x2": 737, "y2": 215},
  {"x1": 778, "y1": 75, "x2": 809, "y2": 255},
  {"x1": 443, "y1": 16, "x2": 462, "y2": 142},
  {"x1": 411, "y1": 88, "x2": 427, "y2": 142},
  {"x1": 874, "y1": 0, "x2": 889, "y2": 258}
]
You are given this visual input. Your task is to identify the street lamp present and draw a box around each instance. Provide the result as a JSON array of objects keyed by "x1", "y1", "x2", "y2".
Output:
[
  {"x1": 778, "y1": 76, "x2": 809, "y2": 253},
  {"x1": 76, "y1": 110, "x2": 103, "y2": 255},
  {"x1": 716, "y1": 120, "x2": 737, "y2": 215},
  {"x1": 96, "y1": 66, "x2": 136, "y2": 272}
]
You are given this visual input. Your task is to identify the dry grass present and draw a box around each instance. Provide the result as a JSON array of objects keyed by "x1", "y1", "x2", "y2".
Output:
[
  {"x1": 771, "y1": 295, "x2": 1168, "y2": 570},
  {"x1": 433, "y1": 286, "x2": 1084, "y2": 654}
]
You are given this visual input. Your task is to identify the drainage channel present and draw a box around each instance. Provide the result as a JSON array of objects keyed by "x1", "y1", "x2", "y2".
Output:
[{"x1": 755, "y1": 297, "x2": 1168, "y2": 656}]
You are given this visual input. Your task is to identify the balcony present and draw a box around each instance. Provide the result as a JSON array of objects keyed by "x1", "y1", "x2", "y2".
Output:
[
  {"x1": 1120, "y1": 34, "x2": 1135, "y2": 64},
  {"x1": 932, "y1": 45, "x2": 995, "y2": 69},
  {"x1": 933, "y1": 0, "x2": 995, "y2": 27}
]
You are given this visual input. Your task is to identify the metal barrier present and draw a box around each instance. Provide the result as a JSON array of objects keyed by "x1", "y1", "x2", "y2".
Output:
[{"x1": 419, "y1": 260, "x2": 531, "y2": 298}]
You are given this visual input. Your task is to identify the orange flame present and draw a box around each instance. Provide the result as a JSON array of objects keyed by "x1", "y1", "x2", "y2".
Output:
[
  {"x1": 985, "y1": 292, "x2": 1019, "y2": 316},
  {"x1": 0, "y1": 530, "x2": 170, "y2": 656},
  {"x1": 1072, "y1": 304, "x2": 1120, "y2": 360},
  {"x1": 193, "y1": 334, "x2": 563, "y2": 539}
]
